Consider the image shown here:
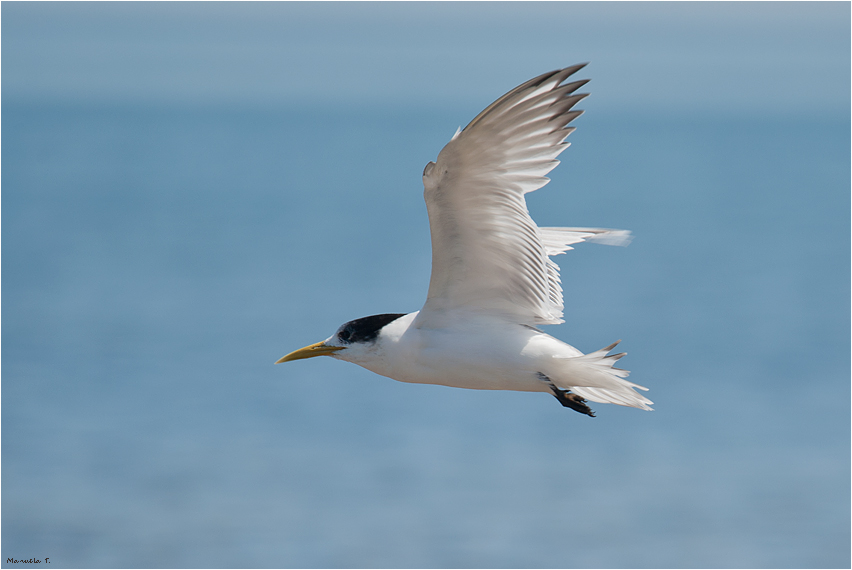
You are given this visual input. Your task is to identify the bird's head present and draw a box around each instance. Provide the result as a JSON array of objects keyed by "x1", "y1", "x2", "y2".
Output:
[{"x1": 275, "y1": 313, "x2": 409, "y2": 364}]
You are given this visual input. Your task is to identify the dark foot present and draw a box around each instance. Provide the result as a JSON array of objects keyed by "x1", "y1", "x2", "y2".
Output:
[
  {"x1": 552, "y1": 389, "x2": 595, "y2": 417},
  {"x1": 537, "y1": 372, "x2": 595, "y2": 416}
]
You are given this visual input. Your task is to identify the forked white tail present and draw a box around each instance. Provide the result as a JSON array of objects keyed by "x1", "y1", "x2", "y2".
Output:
[{"x1": 554, "y1": 341, "x2": 653, "y2": 411}]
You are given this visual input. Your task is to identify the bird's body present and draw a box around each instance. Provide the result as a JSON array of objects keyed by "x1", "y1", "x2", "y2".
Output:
[
  {"x1": 339, "y1": 311, "x2": 559, "y2": 393},
  {"x1": 278, "y1": 65, "x2": 652, "y2": 415}
]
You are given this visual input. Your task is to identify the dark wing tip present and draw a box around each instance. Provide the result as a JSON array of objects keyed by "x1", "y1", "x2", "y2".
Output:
[
  {"x1": 463, "y1": 64, "x2": 590, "y2": 133},
  {"x1": 553, "y1": 63, "x2": 589, "y2": 84}
]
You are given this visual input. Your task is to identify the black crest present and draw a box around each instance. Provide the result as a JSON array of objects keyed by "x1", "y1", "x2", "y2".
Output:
[{"x1": 337, "y1": 313, "x2": 407, "y2": 344}]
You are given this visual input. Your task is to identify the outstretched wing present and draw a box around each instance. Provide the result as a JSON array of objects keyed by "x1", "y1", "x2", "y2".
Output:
[{"x1": 417, "y1": 65, "x2": 628, "y2": 327}]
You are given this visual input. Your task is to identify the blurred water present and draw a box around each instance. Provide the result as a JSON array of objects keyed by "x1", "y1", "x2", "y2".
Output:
[{"x1": 2, "y1": 98, "x2": 848, "y2": 568}]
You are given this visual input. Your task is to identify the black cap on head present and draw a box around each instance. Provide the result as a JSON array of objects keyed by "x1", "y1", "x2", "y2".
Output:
[{"x1": 337, "y1": 313, "x2": 407, "y2": 344}]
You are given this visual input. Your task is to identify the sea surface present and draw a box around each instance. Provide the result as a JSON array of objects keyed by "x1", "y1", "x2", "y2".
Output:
[{"x1": 2, "y1": 101, "x2": 849, "y2": 568}]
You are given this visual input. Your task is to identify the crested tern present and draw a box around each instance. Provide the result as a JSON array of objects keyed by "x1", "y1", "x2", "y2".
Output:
[{"x1": 277, "y1": 64, "x2": 652, "y2": 416}]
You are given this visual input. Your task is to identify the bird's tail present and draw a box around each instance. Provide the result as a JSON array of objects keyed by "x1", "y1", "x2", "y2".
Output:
[{"x1": 553, "y1": 341, "x2": 653, "y2": 411}]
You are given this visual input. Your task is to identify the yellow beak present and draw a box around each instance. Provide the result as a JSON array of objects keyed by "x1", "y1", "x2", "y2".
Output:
[{"x1": 275, "y1": 341, "x2": 345, "y2": 364}]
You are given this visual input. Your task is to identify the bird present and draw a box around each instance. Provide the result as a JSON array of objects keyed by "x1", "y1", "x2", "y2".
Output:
[{"x1": 276, "y1": 64, "x2": 652, "y2": 416}]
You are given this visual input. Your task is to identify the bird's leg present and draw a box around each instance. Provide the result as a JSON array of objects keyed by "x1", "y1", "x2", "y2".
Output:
[
  {"x1": 537, "y1": 372, "x2": 595, "y2": 417},
  {"x1": 554, "y1": 390, "x2": 596, "y2": 417}
]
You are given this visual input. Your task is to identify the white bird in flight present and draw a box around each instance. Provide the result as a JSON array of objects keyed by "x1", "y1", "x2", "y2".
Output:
[{"x1": 277, "y1": 64, "x2": 652, "y2": 416}]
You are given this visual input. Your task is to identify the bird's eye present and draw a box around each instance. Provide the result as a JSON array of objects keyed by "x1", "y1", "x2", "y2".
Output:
[{"x1": 338, "y1": 328, "x2": 352, "y2": 342}]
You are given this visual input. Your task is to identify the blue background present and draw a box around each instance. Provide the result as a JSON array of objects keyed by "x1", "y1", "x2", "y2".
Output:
[{"x1": 2, "y1": 2, "x2": 849, "y2": 568}]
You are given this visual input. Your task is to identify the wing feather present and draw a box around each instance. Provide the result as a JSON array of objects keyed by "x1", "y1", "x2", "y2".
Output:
[{"x1": 417, "y1": 66, "x2": 628, "y2": 327}]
